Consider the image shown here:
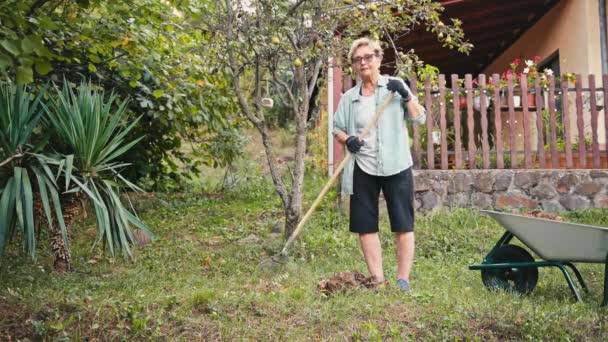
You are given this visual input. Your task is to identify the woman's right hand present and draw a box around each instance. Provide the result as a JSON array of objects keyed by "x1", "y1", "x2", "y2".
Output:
[{"x1": 345, "y1": 136, "x2": 364, "y2": 153}]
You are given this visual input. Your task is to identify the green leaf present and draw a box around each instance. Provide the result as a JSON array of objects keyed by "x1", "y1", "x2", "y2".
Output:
[
  {"x1": 16, "y1": 65, "x2": 33, "y2": 84},
  {"x1": 64, "y1": 155, "x2": 74, "y2": 192},
  {"x1": 14, "y1": 167, "x2": 24, "y2": 234},
  {"x1": 0, "y1": 177, "x2": 16, "y2": 254},
  {"x1": 152, "y1": 89, "x2": 163, "y2": 98},
  {"x1": 35, "y1": 59, "x2": 52, "y2": 75},
  {"x1": 32, "y1": 166, "x2": 54, "y2": 229},
  {"x1": 21, "y1": 35, "x2": 46, "y2": 55},
  {"x1": 21, "y1": 170, "x2": 36, "y2": 257},
  {"x1": 37, "y1": 16, "x2": 59, "y2": 30},
  {"x1": 0, "y1": 53, "x2": 12, "y2": 70},
  {"x1": 88, "y1": 54, "x2": 100, "y2": 63},
  {"x1": 0, "y1": 40, "x2": 20, "y2": 56},
  {"x1": 88, "y1": 63, "x2": 97, "y2": 72},
  {"x1": 129, "y1": 80, "x2": 137, "y2": 88}
]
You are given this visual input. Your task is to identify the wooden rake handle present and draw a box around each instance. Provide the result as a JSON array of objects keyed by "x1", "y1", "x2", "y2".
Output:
[{"x1": 279, "y1": 93, "x2": 395, "y2": 255}]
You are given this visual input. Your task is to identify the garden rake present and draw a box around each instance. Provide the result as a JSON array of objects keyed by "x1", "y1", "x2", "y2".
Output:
[{"x1": 261, "y1": 92, "x2": 396, "y2": 267}]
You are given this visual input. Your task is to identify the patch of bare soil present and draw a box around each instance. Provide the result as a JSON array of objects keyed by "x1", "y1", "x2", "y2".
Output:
[
  {"x1": 521, "y1": 210, "x2": 566, "y2": 221},
  {"x1": 317, "y1": 271, "x2": 380, "y2": 296},
  {"x1": 0, "y1": 297, "x2": 34, "y2": 341}
]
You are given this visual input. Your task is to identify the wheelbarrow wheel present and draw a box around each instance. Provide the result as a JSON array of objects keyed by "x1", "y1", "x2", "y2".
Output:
[{"x1": 481, "y1": 244, "x2": 538, "y2": 295}]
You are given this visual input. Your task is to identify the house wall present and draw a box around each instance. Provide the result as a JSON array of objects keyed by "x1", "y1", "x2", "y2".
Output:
[
  {"x1": 484, "y1": 0, "x2": 601, "y2": 79},
  {"x1": 484, "y1": 0, "x2": 607, "y2": 149}
]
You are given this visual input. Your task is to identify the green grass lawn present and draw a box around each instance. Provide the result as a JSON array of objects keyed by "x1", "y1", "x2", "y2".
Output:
[{"x1": 2, "y1": 167, "x2": 608, "y2": 340}]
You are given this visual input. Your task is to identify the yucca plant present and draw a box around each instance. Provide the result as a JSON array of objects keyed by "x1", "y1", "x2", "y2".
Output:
[
  {"x1": 0, "y1": 83, "x2": 67, "y2": 261},
  {"x1": 43, "y1": 81, "x2": 152, "y2": 259}
]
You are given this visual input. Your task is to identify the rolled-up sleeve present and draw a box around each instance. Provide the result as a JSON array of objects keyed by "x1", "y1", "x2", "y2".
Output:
[
  {"x1": 409, "y1": 102, "x2": 426, "y2": 125},
  {"x1": 332, "y1": 96, "x2": 348, "y2": 135},
  {"x1": 401, "y1": 81, "x2": 426, "y2": 125}
]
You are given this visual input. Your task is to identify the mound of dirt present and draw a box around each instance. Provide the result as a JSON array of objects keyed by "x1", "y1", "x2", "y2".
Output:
[
  {"x1": 521, "y1": 210, "x2": 566, "y2": 221},
  {"x1": 317, "y1": 271, "x2": 380, "y2": 295}
]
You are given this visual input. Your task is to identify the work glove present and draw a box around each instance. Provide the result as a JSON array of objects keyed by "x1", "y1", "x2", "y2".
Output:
[
  {"x1": 345, "y1": 136, "x2": 364, "y2": 154},
  {"x1": 387, "y1": 79, "x2": 411, "y2": 102}
]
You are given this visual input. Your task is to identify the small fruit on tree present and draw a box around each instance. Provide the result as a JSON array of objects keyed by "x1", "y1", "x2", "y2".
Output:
[
  {"x1": 294, "y1": 58, "x2": 302, "y2": 67},
  {"x1": 272, "y1": 36, "x2": 280, "y2": 45}
]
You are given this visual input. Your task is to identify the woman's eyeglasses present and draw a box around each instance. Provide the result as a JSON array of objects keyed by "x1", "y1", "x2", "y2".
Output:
[{"x1": 352, "y1": 53, "x2": 377, "y2": 65}]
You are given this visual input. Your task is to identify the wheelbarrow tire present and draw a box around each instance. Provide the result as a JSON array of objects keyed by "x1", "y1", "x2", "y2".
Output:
[{"x1": 481, "y1": 244, "x2": 538, "y2": 295}]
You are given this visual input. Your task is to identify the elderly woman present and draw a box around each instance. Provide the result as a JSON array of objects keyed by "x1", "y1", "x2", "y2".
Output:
[{"x1": 333, "y1": 37, "x2": 426, "y2": 291}]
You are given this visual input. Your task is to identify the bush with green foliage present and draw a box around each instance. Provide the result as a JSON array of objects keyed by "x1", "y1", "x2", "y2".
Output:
[
  {"x1": 0, "y1": 0, "x2": 242, "y2": 190},
  {"x1": 0, "y1": 81, "x2": 151, "y2": 266}
]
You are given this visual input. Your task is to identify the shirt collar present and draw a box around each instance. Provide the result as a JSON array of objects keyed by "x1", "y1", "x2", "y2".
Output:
[{"x1": 351, "y1": 74, "x2": 388, "y2": 102}]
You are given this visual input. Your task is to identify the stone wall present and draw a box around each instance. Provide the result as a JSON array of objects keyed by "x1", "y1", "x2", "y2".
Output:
[{"x1": 412, "y1": 169, "x2": 608, "y2": 213}]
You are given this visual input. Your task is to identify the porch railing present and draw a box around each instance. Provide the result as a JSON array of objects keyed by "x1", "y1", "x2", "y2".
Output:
[{"x1": 409, "y1": 73, "x2": 608, "y2": 170}]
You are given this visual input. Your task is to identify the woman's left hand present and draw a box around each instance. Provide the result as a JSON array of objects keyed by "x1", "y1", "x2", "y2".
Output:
[{"x1": 387, "y1": 80, "x2": 411, "y2": 102}]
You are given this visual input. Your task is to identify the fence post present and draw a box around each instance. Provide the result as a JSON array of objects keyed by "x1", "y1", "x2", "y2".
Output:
[
  {"x1": 589, "y1": 74, "x2": 600, "y2": 168},
  {"x1": 492, "y1": 74, "x2": 504, "y2": 169},
  {"x1": 410, "y1": 75, "x2": 421, "y2": 169},
  {"x1": 520, "y1": 73, "x2": 532, "y2": 168},
  {"x1": 561, "y1": 76, "x2": 573, "y2": 168},
  {"x1": 439, "y1": 75, "x2": 448, "y2": 170},
  {"x1": 575, "y1": 75, "x2": 586, "y2": 168},
  {"x1": 548, "y1": 75, "x2": 558, "y2": 168},
  {"x1": 479, "y1": 74, "x2": 490, "y2": 169},
  {"x1": 535, "y1": 76, "x2": 546, "y2": 168},
  {"x1": 507, "y1": 74, "x2": 517, "y2": 168},
  {"x1": 425, "y1": 77, "x2": 434, "y2": 170},
  {"x1": 452, "y1": 74, "x2": 463, "y2": 169},
  {"x1": 465, "y1": 74, "x2": 476, "y2": 169}
]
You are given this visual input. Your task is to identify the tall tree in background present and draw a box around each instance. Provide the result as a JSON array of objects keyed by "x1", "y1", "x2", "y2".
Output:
[{"x1": 207, "y1": 0, "x2": 472, "y2": 237}]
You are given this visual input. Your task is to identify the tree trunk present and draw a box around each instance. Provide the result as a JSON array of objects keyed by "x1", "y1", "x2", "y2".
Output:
[
  {"x1": 34, "y1": 193, "x2": 84, "y2": 272},
  {"x1": 284, "y1": 208, "x2": 300, "y2": 239}
]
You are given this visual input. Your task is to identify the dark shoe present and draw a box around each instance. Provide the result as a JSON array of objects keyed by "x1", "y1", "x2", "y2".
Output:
[{"x1": 396, "y1": 279, "x2": 410, "y2": 292}]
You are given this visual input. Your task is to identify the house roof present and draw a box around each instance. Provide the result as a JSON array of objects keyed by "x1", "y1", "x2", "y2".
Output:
[{"x1": 381, "y1": 0, "x2": 561, "y2": 77}]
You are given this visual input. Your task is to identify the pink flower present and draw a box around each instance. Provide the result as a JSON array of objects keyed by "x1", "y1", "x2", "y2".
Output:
[
  {"x1": 534, "y1": 55, "x2": 541, "y2": 63},
  {"x1": 513, "y1": 58, "x2": 521, "y2": 66}
]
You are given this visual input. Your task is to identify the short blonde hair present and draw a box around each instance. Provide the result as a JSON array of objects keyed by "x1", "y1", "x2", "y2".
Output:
[{"x1": 348, "y1": 37, "x2": 383, "y2": 64}]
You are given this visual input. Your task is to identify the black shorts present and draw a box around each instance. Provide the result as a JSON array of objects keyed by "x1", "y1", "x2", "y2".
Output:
[{"x1": 349, "y1": 162, "x2": 415, "y2": 234}]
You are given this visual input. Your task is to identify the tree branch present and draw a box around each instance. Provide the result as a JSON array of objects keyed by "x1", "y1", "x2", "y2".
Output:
[
  {"x1": 286, "y1": 0, "x2": 307, "y2": 17},
  {"x1": 27, "y1": 0, "x2": 52, "y2": 16},
  {"x1": 307, "y1": 58, "x2": 322, "y2": 100},
  {"x1": 0, "y1": 152, "x2": 23, "y2": 168},
  {"x1": 271, "y1": 67, "x2": 297, "y2": 115}
]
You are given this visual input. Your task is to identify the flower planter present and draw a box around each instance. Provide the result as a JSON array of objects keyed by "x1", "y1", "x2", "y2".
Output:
[
  {"x1": 458, "y1": 97, "x2": 467, "y2": 110},
  {"x1": 513, "y1": 95, "x2": 521, "y2": 107},
  {"x1": 498, "y1": 94, "x2": 538, "y2": 108},
  {"x1": 473, "y1": 95, "x2": 491, "y2": 111},
  {"x1": 524, "y1": 93, "x2": 535, "y2": 107}
]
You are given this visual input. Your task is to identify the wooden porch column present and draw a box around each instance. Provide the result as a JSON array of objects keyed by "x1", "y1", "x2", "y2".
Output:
[{"x1": 332, "y1": 65, "x2": 344, "y2": 174}]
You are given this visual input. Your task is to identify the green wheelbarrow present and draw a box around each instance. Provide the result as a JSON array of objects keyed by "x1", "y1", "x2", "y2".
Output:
[{"x1": 469, "y1": 210, "x2": 608, "y2": 306}]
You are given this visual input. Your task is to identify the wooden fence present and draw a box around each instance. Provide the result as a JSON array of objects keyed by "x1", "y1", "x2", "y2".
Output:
[{"x1": 409, "y1": 73, "x2": 608, "y2": 170}]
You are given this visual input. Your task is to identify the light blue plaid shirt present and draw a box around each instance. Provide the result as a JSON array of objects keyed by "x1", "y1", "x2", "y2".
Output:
[{"x1": 333, "y1": 75, "x2": 426, "y2": 195}]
